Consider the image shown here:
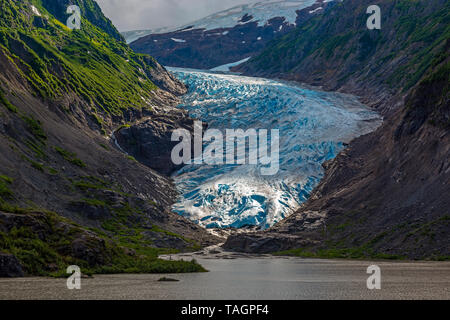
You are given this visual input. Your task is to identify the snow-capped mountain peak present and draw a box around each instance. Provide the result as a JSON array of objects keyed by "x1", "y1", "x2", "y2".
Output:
[
  {"x1": 127, "y1": 0, "x2": 334, "y2": 69},
  {"x1": 176, "y1": 0, "x2": 317, "y2": 32},
  {"x1": 123, "y1": 0, "x2": 320, "y2": 43}
]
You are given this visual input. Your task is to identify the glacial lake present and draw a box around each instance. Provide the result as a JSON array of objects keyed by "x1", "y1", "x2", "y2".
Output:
[{"x1": 1, "y1": 254, "x2": 449, "y2": 300}]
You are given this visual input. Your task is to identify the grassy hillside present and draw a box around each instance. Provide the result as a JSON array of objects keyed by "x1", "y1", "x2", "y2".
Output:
[
  {"x1": 0, "y1": 0, "x2": 180, "y2": 132},
  {"x1": 0, "y1": 0, "x2": 214, "y2": 277}
]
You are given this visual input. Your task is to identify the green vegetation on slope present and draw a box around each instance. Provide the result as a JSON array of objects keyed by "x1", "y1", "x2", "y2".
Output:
[
  {"x1": 0, "y1": 175, "x2": 14, "y2": 200},
  {"x1": 54, "y1": 146, "x2": 86, "y2": 167},
  {"x1": 38, "y1": 0, "x2": 124, "y2": 41},
  {"x1": 274, "y1": 215, "x2": 450, "y2": 261},
  {"x1": 0, "y1": 210, "x2": 206, "y2": 277},
  {"x1": 0, "y1": 181, "x2": 205, "y2": 276},
  {"x1": 242, "y1": 0, "x2": 449, "y2": 93},
  {"x1": 233, "y1": 0, "x2": 450, "y2": 260},
  {"x1": 0, "y1": 0, "x2": 160, "y2": 130},
  {"x1": 0, "y1": 86, "x2": 18, "y2": 113}
]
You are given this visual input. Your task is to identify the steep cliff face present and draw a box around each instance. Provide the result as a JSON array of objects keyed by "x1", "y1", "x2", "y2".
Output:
[
  {"x1": 225, "y1": 0, "x2": 449, "y2": 260},
  {"x1": 0, "y1": 0, "x2": 216, "y2": 277}
]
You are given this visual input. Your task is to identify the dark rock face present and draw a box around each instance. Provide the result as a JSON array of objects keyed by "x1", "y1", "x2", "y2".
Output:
[
  {"x1": 69, "y1": 201, "x2": 112, "y2": 220},
  {"x1": 0, "y1": 253, "x2": 24, "y2": 278},
  {"x1": 114, "y1": 106, "x2": 200, "y2": 176},
  {"x1": 237, "y1": 0, "x2": 447, "y2": 113},
  {"x1": 225, "y1": 0, "x2": 450, "y2": 259},
  {"x1": 70, "y1": 234, "x2": 108, "y2": 266},
  {"x1": 0, "y1": 211, "x2": 49, "y2": 240},
  {"x1": 139, "y1": 55, "x2": 187, "y2": 96},
  {"x1": 129, "y1": 1, "x2": 329, "y2": 69},
  {"x1": 0, "y1": 0, "x2": 219, "y2": 278}
]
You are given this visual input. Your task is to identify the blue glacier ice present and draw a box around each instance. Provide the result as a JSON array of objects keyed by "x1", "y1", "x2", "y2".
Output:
[{"x1": 168, "y1": 68, "x2": 382, "y2": 230}]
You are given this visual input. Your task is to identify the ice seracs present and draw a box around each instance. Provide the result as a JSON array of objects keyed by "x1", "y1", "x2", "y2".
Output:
[{"x1": 169, "y1": 68, "x2": 382, "y2": 230}]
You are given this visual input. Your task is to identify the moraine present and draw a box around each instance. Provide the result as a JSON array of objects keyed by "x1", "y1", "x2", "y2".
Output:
[{"x1": 168, "y1": 68, "x2": 382, "y2": 230}]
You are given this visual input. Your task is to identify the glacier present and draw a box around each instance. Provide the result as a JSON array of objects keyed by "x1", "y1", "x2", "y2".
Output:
[
  {"x1": 122, "y1": 0, "x2": 322, "y2": 43},
  {"x1": 168, "y1": 68, "x2": 382, "y2": 229}
]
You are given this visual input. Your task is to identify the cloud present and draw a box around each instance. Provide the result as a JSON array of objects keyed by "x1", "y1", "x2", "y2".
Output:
[{"x1": 96, "y1": 0, "x2": 256, "y2": 31}]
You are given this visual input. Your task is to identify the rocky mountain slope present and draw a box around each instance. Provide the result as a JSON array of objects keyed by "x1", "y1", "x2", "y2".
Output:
[
  {"x1": 0, "y1": 0, "x2": 217, "y2": 277},
  {"x1": 128, "y1": 0, "x2": 334, "y2": 69},
  {"x1": 225, "y1": 0, "x2": 449, "y2": 260}
]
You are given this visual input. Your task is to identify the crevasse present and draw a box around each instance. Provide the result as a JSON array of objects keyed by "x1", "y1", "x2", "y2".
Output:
[{"x1": 169, "y1": 68, "x2": 382, "y2": 229}]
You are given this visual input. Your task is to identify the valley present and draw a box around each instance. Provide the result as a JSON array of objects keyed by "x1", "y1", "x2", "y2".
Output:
[
  {"x1": 0, "y1": 0, "x2": 448, "y2": 296},
  {"x1": 165, "y1": 68, "x2": 381, "y2": 230}
]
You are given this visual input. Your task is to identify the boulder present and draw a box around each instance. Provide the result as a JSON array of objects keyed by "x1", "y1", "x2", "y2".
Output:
[{"x1": 70, "y1": 234, "x2": 109, "y2": 267}]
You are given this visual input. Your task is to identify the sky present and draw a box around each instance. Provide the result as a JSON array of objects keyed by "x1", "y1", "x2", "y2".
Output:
[{"x1": 96, "y1": 0, "x2": 257, "y2": 31}]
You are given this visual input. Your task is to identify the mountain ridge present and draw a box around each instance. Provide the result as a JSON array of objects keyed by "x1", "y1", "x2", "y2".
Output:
[
  {"x1": 224, "y1": 0, "x2": 450, "y2": 260},
  {"x1": 122, "y1": 0, "x2": 319, "y2": 42},
  {"x1": 0, "y1": 0, "x2": 218, "y2": 277},
  {"x1": 128, "y1": 0, "x2": 334, "y2": 69}
]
